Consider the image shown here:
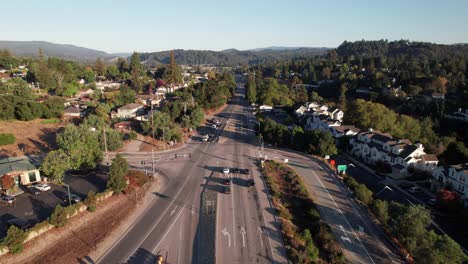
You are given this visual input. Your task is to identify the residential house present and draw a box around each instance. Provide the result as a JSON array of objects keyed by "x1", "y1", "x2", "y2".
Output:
[
  {"x1": 96, "y1": 81, "x2": 121, "y2": 91},
  {"x1": 330, "y1": 125, "x2": 360, "y2": 138},
  {"x1": 135, "y1": 94, "x2": 163, "y2": 107},
  {"x1": 111, "y1": 103, "x2": 144, "y2": 119},
  {"x1": 63, "y1": 105, "x2": 84, "y2": 118},
  {"x1": 0, "y1": 157, "x2": 42, "y2": 194},
  {"x1": 0, "y1": 72, "x2": 11, "y2": 82},
  {"x1": 349, "y1": 129, "x2": 438, "y2": 177},
  {"x1": 432, "y1": 164, "x2": 468, "y2": 207},
  {"x1": 446, "y1": 108, "x2": 468, "y2": 122},
  {"x1": 113, "y1": 121, "x2": 133, "y2": 132},
  {"x1": 329, "y1": 108, "x2": 344, "y2": 122},
  {"x1": 295, "y1": 105, "x2": 307, "y2": 116},
  {"x1": 77, "y1": 88, "x2": 94, "y2": 98}
]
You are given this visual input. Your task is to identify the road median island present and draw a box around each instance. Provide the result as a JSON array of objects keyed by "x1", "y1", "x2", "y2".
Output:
[
  {"x1": 0, "y1": 172, "x2": 162, "y2": 264},
  {"x1": 262, "y1": 160, "x2": 346, "y2": 264}
]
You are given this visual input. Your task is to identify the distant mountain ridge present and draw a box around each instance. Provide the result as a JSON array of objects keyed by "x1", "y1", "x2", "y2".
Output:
[{"x1": 0, "y1": 40, "x2": 113, "y2": 62}]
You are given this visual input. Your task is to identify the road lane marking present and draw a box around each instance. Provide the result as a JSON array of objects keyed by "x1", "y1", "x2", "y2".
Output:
[
  {"x1": 222, "y1": 228, "x2": 231, "y2": 248},
  {"x1": 152, "y1": 207, "x2": 184, "y2": 254},
  {"x1": 309, "y1": 168, "x2": 376, "y2": 264},
  {"x1": 170, "y1": 208, "x2": 176, "y2": 216},
  {"x1": 257, "y1": 227, "x2": 264, "y2": 250},
  {"x1": 177, "y1": 213, "x2": 183, "y2": 264},
  {"x1": 231, "y1": 174, "x2": 237, "y2": 248},
  {"x1": 240, "y1": 227, "x2": 246, "y2": 248}
]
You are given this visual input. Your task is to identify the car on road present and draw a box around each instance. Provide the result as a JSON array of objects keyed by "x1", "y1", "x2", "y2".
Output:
[
  {"x1": 0, "y1": 195, "x2": 15, "y2": 205},
  {"x1": 7, "y1": 218, "x2": 31, "y2": 231},
  {"x1": 223, "y1": 185, "x2": 231, "y2": 194},
  {"x1": 247, "y1": 179, "x2": 255, "y2": 187},
  {"x1": 409, "y1": 186, "x2": 424, "y2": 194},
  {"x1": 240, "y1": 168, "x2": 250, "y2": 175},
  {"x1": 231, "y1": 168, "x2": 240, "y2": 174},
  {"x1": 62, "y1": 193, "x2": 82, "y2": 204},
  {"x1": 32, "y1": 183, "x2": 51, "y2": 192},
  {"x1": 202, "y1": 134, "x2": 209, "y2": 142},
  {"x1": 224, "y1": 178, "x2": 231, "y2": 185},
  {"x1": 223, "y1": 168, "x2": 230, "y2": 174}
]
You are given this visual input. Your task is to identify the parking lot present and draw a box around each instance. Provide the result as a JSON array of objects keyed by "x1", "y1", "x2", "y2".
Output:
[{"x1": 0, "y1": 171, "x2": 107, "y2": 238}]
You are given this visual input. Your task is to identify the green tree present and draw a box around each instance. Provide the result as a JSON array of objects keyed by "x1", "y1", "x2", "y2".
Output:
[
  {"x1": 2, "y1": 225, "x2": 27, "y2": 254},
  {"x1": 165, "y1": 51, "x2": 183, "y2": 88},
  {"x1": 40, "y1": 150, "x2": 71, "y2": 184},
  {"x1": 83, "y1": 68, "x2": 96, "y2": 83},
  {"x1": 94, "y1": 57, "x2": 107, "y2": 76},
  {"x1": 102, "y1": 129, "x2": 123, "y2": 151},
  {"x1": 302, "y1": 229, "x2": 319, "y2": 260},
  {"x1": 371, "y1": 199, "x2": 389, "y2": 225},
  {"x1": 43, "y1": 97, "x2": 65, "y2": 118},
  {"x1": 107, "y1": 154, "x2": 128, "y2": 193},
  {"x1": 49, "y1": 205, "x2": 68, "y2": 227},
  {"x1": 56, "y1": 124, "x2": 102, "y2": 170},
  {"x1": 106, "y1": 65, "x2": 120, "y2": 80}
]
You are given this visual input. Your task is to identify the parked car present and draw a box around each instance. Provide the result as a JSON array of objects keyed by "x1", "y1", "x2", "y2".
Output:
[
  {"x1": 32, "y1": 183, "x2": 51, "y2": 192},
  {"x1": 62, "y1": 193, "x2": 81, "y2": 204},
  {"x1": 7, "y1": 218, "x2": 31, "y2": 231},
  {"x1": 0, "y1": 195, "x2": 15, "y2": 204},
  {"x1": 202, "y1": 134, "x2": 209, "y2": 142},
  {"x1": 223, "y1": 185, "x2": 231, "y2": 194},
  {"x1": 427, "y1": 198, "x2": 437, "y2": 206},
  {"x1": 223, "y1": 168, "x2": 230, "y2": 174},
  {"x1": 25, "y1": 186, "x2": 41, "y2": 195},
  {"x1": 409, "y1": 186, "x2": 424, "y2": 194},
  {"x1": 232, "y1": 168, "x2": 240, "y2": 174}
]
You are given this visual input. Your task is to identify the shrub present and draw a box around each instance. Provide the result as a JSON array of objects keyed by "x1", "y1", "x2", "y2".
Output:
[
  {"x1": 371, "y1": 199, "x2": 389, "y2": 225},
  {"x1": 127, "y1": 170, "x2": 148, "y2": 187},
  {"x1": 1, "y1": 226, "x2": 27, "y2": 254},
  {"x1": 307, "y1": 208, "x2": 321, "y2": 223},
  {"x1": 129, "y1": 131, "x2": 137, "y2": 140},
  {"x1": 49, "y1": 205, "x2": 68, "y2": 227},
  {"x1": 84, "y1": 190, "x2": 97, "y2": 212},
  {"x1": 354, "y1": 184, "x2": 373, "y2": 206},
  {"x1": 0, "y1": 174, "x2": 15, "y2": 190},
  {"x1": 0, "y1": 133, "x2": 15, "y2": 146}
]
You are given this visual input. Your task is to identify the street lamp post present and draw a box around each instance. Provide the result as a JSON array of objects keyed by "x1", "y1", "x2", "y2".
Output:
[{"x1": 64, "y1": 183, "x2": 71, "y2": 206}]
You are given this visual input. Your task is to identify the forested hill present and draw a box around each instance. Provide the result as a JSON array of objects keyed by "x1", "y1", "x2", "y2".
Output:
[
  {"x1": 0, "y1": 41, "x2": 112, "y2": 62},
  {"x1": 140, "y1": 48, "x2": 329, "y2": 66},
  {"x1": 336, "y1": 40, "x2": 468, "y2": 60}
]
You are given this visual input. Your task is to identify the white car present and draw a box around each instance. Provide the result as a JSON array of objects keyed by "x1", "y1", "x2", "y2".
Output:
[
  {"x1": 202, "y1": 134, "x2": 209, "y2": 142},
  {"x1": 32, "y1": 183, "x2": 51, "y2": 192},
  {"x1": 223, "y1": 168, "x2": 230, "y2": 174}
]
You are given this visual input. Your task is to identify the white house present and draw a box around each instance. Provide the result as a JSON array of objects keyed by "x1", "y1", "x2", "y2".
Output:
[
  {"x1": 96, "y1": 81, "x2": 121, "y2": 90},
  {"x1": 295, "y1": 105, "x2": 308, "y2": 116},
  {"x1": 111, "y1": 103, "x2": 144, "y2": 119},
  {"x1": 330, "y1": 125, "x2": 360, "y2": 138},
  {"x1": 432, "y1": 164, "x2": 468, "y2": 207},
  {"x1": 349, "y1": 129, "x2": 438, "y2": 176},
  {"x1": 329, "y1": 108, "x2": 344, "y2": 122},
  {"x1": 259, "y1": 105, "x2": 273, "y2": 111}
]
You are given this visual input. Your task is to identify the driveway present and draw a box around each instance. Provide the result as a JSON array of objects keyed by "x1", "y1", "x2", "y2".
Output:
[{"x1": 0, "y1": 172, "x2": 107, "y2": 238}]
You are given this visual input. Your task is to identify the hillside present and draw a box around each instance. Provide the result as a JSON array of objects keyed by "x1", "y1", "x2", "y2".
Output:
[
  {"x1": 0, "y1": 41, "x2": 112, "y2": 62},
  {"x1": 140, "y1": 48, "x2": 329, "y2": 66},
  {"x1": 336, "y1": 40, "x2": 468, "y2": 60}
]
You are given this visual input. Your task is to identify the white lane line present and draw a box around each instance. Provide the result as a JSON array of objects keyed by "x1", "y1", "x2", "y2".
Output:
[
  {"x1": 231, "y1": 173, "x2": 237, "y2": 248},
  {"x1": 222, "y1": 228, "x2": 232, "y2": 248},
  {"x1": 170, "y1": 208, "x2": 176, "y2": 216},
  {"x1": 240, "y1": 227, "x2": 246, "y2": 248},
  {"x1": 177, "y1": 214, "x2": 183, "y2": 264},
  {"x1": 309, "y1": 168, "x2": 376, "y2": 264},
  {"x1": 151, "y1": 207, "x2": 184, "y2": 254}
]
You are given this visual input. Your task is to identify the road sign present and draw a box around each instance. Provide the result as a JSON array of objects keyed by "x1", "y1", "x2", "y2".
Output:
[{"x1": 337, "y1": 165, "x2": 347, "y2": 172}]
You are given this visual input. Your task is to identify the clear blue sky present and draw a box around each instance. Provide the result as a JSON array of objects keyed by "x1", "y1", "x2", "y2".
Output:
[{"x1": 3, "y1": 0, "x2": 468, "y2": 53}]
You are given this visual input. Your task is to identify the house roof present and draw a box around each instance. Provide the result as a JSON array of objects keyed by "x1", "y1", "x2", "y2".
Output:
[
  {"x1": 399, "y1": 145, "x2": 418, "y2": 159},
  {"x1": 452, "y1": 163, "x2": 468, "y2": 173},
  {"x1": 0, "y1": 157, "x2": 37, "y2": 176},
  {"x1": 64, "y1": 106, "x2": 81, "y2": 114},
  {"x1": 119, "y1": 103, "x2": 143, "y2": 110},
  {"x1": 422, "y1": 154, "x2": 439, "y2": 162}
]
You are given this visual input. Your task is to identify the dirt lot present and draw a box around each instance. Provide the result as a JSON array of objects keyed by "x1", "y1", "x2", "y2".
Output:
[{"x1": 0, "y1": 120, "x2": 66, "y2": 157}]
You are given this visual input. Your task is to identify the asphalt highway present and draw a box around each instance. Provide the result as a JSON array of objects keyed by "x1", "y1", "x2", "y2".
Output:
[{"x1": 96, "y1": 87, "x2": 288, "y2": 264}]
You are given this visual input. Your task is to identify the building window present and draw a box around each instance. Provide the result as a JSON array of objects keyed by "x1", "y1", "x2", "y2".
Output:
[{"x1": 28, "y1": 171, "x2": 37, "y2": 183}]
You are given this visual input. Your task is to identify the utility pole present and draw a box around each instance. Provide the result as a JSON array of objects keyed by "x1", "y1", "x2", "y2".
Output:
[
  {"x1": 103, "y1": 126, "x2": 109, "y2": 165},
  {"x1": 151, "y1": 105, "x2": 155, "y2": 173}
]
